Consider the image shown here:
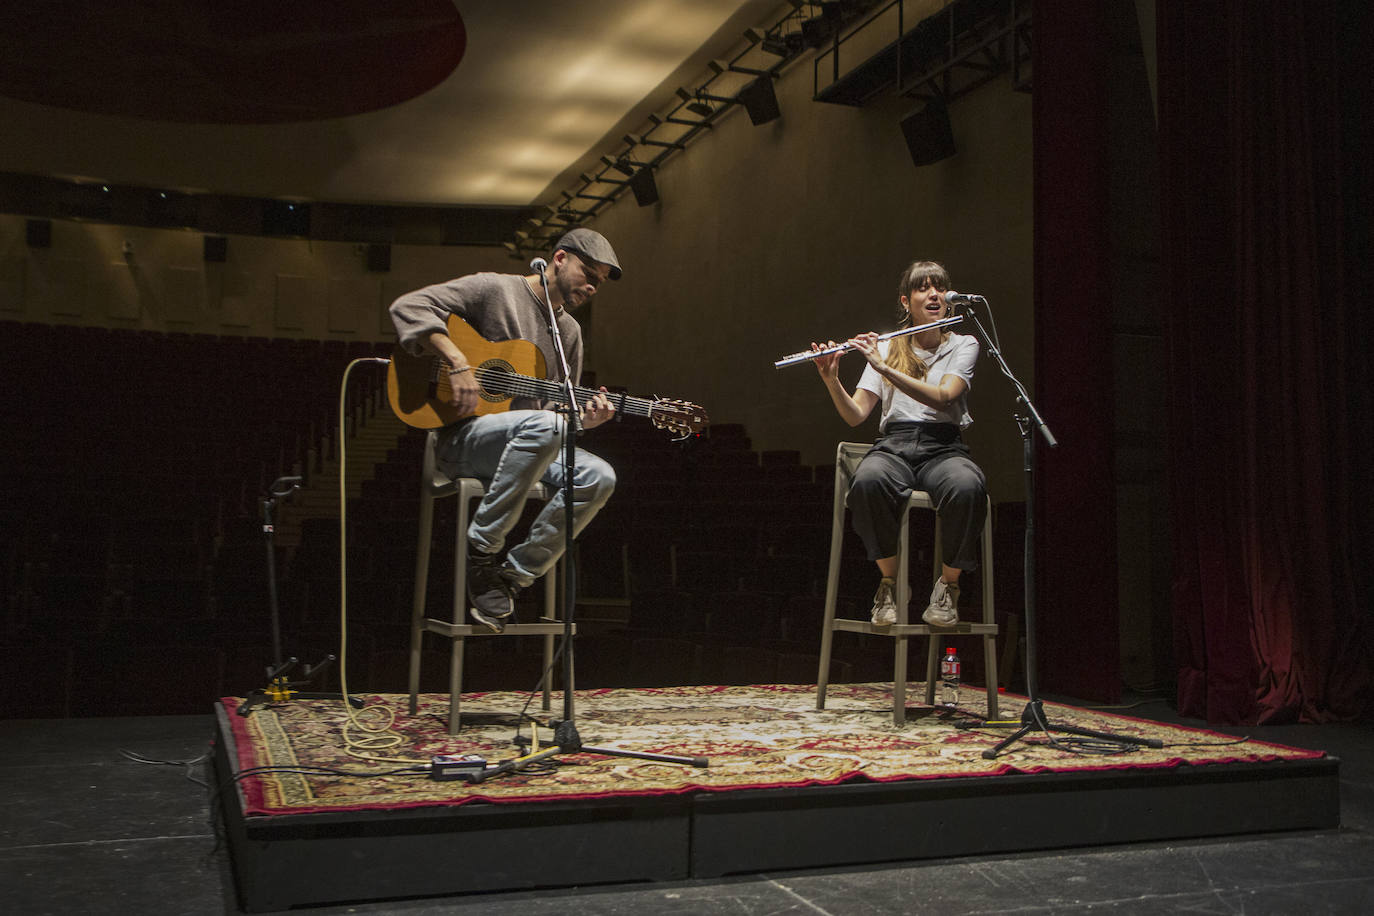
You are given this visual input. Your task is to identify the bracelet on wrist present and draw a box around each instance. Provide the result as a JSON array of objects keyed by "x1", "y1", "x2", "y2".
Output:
[{"x1": 448, "y1": 365, "x2": 471, "y2": 375}]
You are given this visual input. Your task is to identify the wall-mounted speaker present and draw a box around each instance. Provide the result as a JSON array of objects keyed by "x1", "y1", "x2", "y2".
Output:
[
  {"x1": 26, "y1": 218, "x2": 52, "y2": 248},
  {"x1": 738, "y1": 75, "x2": 781, "y2": 126},
  {"x1": 629, "y1": 169, "x2": 659, "y2": 207},
  {"x1": 203, "y1": 235, "x2": 228, "y2": 262},
  {"x1": 365, "y1": 243, "x2": 391, "y2": 272},
  {"x1": 899, "y1": 97, "x2": 956, "y2": 166}
]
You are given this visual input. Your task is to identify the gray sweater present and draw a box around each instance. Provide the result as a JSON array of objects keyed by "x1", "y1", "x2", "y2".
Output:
[{"x1": 389, "y1": 272, "x2": 583, "y2": 412}]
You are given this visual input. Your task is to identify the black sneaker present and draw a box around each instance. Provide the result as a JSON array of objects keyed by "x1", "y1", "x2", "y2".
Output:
[{"x1": 467, "y1": 552, "x2": 518, "y2": 633}]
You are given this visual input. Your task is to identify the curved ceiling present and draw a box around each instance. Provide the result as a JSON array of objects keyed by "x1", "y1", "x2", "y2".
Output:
[
  {"x1": 0, "y1": 0, "x2": 782, "y2": 207},
  {"x1": 0, "y1": 1, "x2": 466, "y2": 123}
]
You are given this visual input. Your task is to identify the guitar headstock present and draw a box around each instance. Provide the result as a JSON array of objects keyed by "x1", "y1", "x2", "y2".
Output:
[{"x1": 649, "y1": 399, "x2": 709, "y2": 440}]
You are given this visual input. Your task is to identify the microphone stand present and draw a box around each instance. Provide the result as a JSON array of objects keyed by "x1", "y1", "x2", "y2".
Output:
[
  {"x1": 955, "y1": 300, "x2": 1158, "y2": 757},
  {"x1": 238, "y1": 476, "x2": 362, "y2": 716},
  {"x1": 472, "y1": 260, "x2": 706, "y2": 782}
]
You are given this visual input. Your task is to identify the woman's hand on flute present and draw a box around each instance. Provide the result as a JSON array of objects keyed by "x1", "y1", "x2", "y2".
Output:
[
  {"x1": 811, "y1": 341, "x2": 841, "y2": 380},
  {"x1": 848, "y1": 332, "x2": 883, "y2": 368}
]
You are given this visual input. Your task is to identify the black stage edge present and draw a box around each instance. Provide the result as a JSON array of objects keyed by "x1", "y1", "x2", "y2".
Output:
[{"x1": 213, "y1": 706, "x2": 1342, "y2": 913}]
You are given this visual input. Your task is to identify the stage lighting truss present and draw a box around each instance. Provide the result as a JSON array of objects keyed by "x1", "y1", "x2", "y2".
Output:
[{"x1": 502, "y1": 2, "x2": 820, "y2": 261}]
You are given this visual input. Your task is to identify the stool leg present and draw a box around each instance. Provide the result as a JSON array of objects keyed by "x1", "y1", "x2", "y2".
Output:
[
  {"x1": 454, "y1": 486, "x2": 473, "y2": 630},
  {"x1": 817, "y1": 481, "x2": 846, "y2": 709},
  {"x1": 981, "y1": 497, "x2": 999, "y2": 720},
  {"x1": 925, "y1": 638, "x2": 940, "y2": 707},
  {"x1": 893, "y1": 636, "x2": 908, "y2": 726},
  {"x1": 541, "y1": 561, "x2": 556, "y2": 712},
  {"x1": 925, "y1": 514, "x2": 941, "y2": 708},
  {"x1": 408, "y1": 491, "x2": 435, "y2": 717},
  {"x1": 447, "y1": 636, "x2": 465, "y2": 736},
  {"x1": 893, "y1": 507, "x2": 912, "y2": 725}
]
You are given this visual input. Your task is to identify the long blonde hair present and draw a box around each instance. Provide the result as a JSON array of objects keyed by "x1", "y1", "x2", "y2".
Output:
[{"x1": 884, "y1": 260, "x2": 951, "y2": 380}]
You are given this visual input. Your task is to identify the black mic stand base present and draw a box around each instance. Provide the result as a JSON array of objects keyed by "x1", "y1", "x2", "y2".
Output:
[
  {"x1": 980, "y1": 698, "x2": 1163, "y2": 760},
  {"x1": 236, "y1": 656, "x2": 365, "y2": 717}
]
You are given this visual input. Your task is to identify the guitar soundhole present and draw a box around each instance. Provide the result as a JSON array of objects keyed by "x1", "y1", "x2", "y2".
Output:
[{"x1": 476, "y1": 359, "x2": 513, "y2": 403}]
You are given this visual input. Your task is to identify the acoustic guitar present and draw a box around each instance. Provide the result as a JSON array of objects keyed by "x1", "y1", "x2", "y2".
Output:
[{"x1": 387, "y1": 314, "x2": 708, "y2": 438}]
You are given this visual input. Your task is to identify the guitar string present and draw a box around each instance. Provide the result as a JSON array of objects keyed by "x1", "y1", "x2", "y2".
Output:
[
  {"x1": 469, "y1": 367, "x2": 680, "y2": 419},
  {"x1": 426, "y1": 358, "x2": 698, "y2": 423}
]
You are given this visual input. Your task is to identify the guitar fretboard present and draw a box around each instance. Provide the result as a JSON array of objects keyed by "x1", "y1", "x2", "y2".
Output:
[{"x1": 441, "y1": 362, "x2": 663, "y2": 419}]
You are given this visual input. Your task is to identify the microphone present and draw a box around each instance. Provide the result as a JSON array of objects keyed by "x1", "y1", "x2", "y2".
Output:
[
  {"x1": 530, "y1": 258, "x2": 547, "y2": 273},
  {"x1": 943, "y1": 290, "x2": 985, "y2": 306}
]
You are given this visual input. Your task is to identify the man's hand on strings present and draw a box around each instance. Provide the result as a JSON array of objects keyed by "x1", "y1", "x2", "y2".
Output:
[
  {"x1": 447, "y1": 364, "x2": 481, "y2": 416},
  {"x1": 580, "y1": 386, "x2": 616, "y2": 429}
]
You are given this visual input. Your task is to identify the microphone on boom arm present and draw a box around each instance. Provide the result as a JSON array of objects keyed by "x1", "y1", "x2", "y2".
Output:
[{"x1": 943, "y1": 290, "x2": 985, "y2": 307}]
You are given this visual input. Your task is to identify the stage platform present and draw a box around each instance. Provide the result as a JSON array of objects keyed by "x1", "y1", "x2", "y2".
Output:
[{"x1": 212, "y1": 684, "x2": 1340, "y2": 912}]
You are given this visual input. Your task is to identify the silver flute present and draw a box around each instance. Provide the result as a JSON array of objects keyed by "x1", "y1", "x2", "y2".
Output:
[{"x1": 773, "y1": 315, "x2": 964, "y2": 368}]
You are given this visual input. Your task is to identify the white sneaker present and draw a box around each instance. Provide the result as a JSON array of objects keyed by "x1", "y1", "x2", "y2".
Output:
[
  {"x1": 870, "y1": 577, "x2": 899, "y2": 626},
  {"x1": 922, "y1": 578, "x2": 960, "y2": 627}
]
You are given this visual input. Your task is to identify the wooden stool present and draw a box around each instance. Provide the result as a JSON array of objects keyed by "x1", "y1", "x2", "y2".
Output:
[
  {"x1": 816, "y1": 441, "x2": 999, "y2": 725},
  {"x1": 406, "y1": 431, "x2": 572, "y2": 734}
]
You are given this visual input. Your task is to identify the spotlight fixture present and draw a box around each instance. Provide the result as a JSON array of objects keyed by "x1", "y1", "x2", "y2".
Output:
[
  {"x1": 675, "y1": 82, "x2": 778, "y2": 126},
  {"x1": 599, "y1": 155, "x2": 643, "y2": 178},
  {"x1": 761, "y1": 31, "x2": 804, "y2": 56},
  {"x1": 262, "y1": 199, "x2": 310, "y2": 237},
  {"x1": 800, "y1": 1, "x2": 848, "y2": 48},
  {"x1": 675, "y1": 88, "x2": 726, "y2": 119},
  {"x1": 647, "y1": 112, "x2": 707, "y2": 128},
  {"x1": 625, "y1": 132, "x2": 686, "y2": 151}
]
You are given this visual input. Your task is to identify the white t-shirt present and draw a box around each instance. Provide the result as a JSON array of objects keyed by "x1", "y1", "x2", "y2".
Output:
[{"x1": 856, "y1": 332, "x2": 979, "y2": 431}]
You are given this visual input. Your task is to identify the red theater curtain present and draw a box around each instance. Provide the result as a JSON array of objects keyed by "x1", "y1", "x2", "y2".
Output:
[
  {"x1": 1157, "y1": 1, "x2": 1374, "y2": 723},
  {"x1": 1031, "y1": 1, "x2": 1119, "y2": 701}
]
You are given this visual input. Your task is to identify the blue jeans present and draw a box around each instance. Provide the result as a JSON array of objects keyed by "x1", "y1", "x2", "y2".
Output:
[{"x1": 435, "y1": 410, "x2": 616, "y2": 587}]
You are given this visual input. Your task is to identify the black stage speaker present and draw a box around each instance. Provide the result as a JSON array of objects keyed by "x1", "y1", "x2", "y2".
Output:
[
  {"x1": 629, "y1": 169, "x2": 659, "y2": 207},
  {"x1": 203, "y1": 235, "x2": 228, "y2": 262},
  {"x1": 738, "y1": 75, "x2": 781, "y2": 126},
  {"x1": 26, "y1": 218, "x2": 52, "y2": 248},
  {"x1": 899, "y1": 98, "x2": 956, "y2": 166},
  {"x1": 365, "y1": 243, "x2": 391, "y2": 272}
]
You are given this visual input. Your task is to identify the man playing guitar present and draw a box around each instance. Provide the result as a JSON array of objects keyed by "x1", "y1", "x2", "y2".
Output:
[{"x1": 388, "y1": 229, "x2": 622, "y2": 633}]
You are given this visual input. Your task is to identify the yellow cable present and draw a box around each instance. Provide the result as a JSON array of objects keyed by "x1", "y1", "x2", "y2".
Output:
[{"x1": 333, "y1": 357, "x2": 414, "y2": 764}]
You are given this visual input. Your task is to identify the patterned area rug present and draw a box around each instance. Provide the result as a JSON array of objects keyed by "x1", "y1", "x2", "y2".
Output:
[{"x1": 222, "y1": 684, "x2": 1323, "y2": 816}]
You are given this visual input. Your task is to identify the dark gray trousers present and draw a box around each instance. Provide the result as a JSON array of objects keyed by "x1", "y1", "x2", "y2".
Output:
[{"x1": 847, "y1": 423, "x2": 987, "y2": 570}]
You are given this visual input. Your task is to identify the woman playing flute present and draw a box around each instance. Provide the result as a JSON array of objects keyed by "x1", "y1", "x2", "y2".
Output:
[{"x1": 811, "y1": 259, "x2": 988, "y2": 628}]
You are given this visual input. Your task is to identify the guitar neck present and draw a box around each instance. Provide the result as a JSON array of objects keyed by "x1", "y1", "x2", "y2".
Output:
[{"x1": 472, "y1": 366, "x2": 661, "y2": 418}]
